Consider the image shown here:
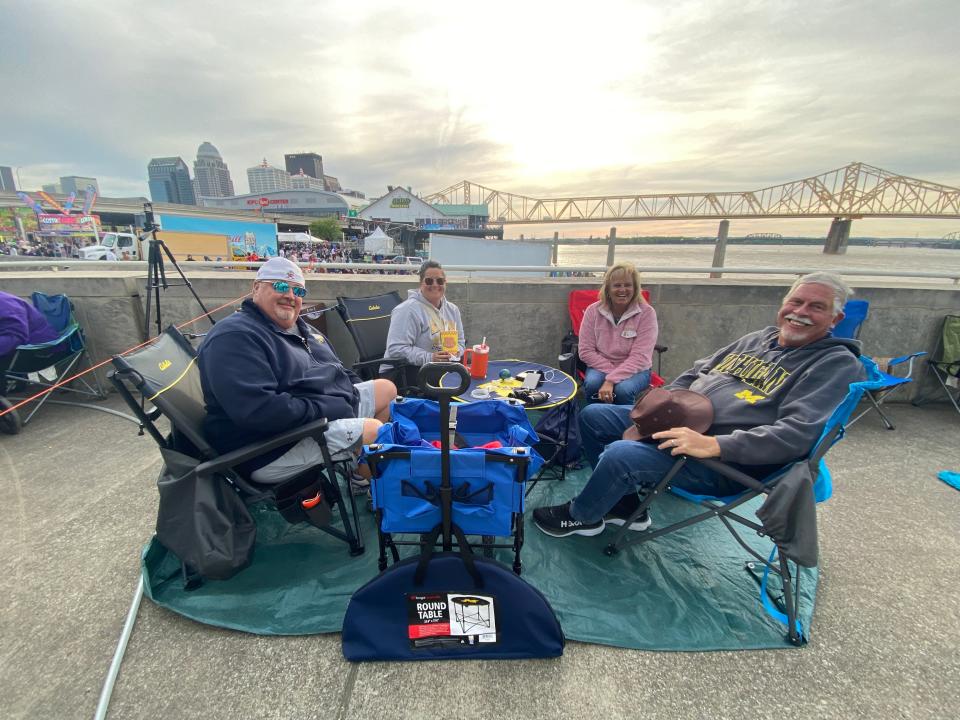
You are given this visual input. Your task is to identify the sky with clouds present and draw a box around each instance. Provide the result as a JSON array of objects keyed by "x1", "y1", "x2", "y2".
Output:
[{"x1": 2, "y1": 0, "x2": 958, "y2": 238}]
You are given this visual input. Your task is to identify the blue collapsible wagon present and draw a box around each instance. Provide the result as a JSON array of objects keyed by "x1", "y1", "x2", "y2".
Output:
[{"x1": 363, "y1": 364, "x2": 544, "y2": 574}]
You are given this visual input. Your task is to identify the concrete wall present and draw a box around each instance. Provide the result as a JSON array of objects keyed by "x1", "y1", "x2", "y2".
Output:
[{"x1": 2, "y1": 270, "x2": 957, "y2": 401}]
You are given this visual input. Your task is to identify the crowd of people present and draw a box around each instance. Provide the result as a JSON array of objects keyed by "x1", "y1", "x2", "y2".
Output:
[
  {"x1": 277, "y1": 241, "x2": 357, "y2": 272},
  {"x1": 0, "y1": 237, "x2": 100, "y2": 258}
]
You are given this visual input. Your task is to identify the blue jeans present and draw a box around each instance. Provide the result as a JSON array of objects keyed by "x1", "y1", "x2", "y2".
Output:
[
  {"x1": 583, "y1": 367, "x2": 651, "y2": 406},
  {"x1": 570, "y1": 403, "x2": 741, "y2": 523}
]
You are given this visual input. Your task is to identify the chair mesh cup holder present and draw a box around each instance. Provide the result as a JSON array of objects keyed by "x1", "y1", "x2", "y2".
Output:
[{"x1": 274, "y1": 469, "x2": 335, "y2": 528}]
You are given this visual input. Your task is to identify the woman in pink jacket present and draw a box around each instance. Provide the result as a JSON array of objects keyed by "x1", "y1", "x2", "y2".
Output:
[{"x1": 578, "y1": 262, "x2": 659, "y2": 405}]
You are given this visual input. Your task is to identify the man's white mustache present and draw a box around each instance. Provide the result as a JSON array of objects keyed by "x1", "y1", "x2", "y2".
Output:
[{"x1": 783, "y1": 313, "x2": 814, "y2": 326}]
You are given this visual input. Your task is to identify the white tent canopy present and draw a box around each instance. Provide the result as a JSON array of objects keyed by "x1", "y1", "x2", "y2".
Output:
[
  {"x1": 277, "y1": 232, "x2": 325, "y2": 245},
  {"x1": 363, "y1": 227, "x2": 393, "y2": 254}
]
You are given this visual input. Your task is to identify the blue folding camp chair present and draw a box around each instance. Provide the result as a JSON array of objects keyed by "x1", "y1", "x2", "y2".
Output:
[
  {"x1": 364, "y1": 386, "x2": 544, "y2": 575},
  {"x1": 603, "y1": 356, "x2": 885, "y2": 645},
  {"x1": 846, "y1": 352, "x2": 927, "y2": 429},
  {"x1": 832, "y1": 298, "x2": 869, "y2": 340},
  {"x1": 2, "y1": 292, "x2": 105, "y2": 431},
  {"x1": 832, "y1": 298, "x2": 926, "y2": 430}
]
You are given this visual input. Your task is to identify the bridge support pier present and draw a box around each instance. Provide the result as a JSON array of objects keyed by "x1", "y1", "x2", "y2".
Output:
[
  {"x1": 823, "y1": 218, "x2": 852, "y2": 255},
  {"x1": 552, "y1": 231, "x2": 559, "y2": 265},
  {"x1": 606, "y1": 227, "x2": 617, "y2": 266},
  {"x1": 710, "y1": 220, "x2": 730, "y2": 278}
]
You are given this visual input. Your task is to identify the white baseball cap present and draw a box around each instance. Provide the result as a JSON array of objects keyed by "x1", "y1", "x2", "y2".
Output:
[{"x1": 256, "y1": 257, "x2": 305, "y2": 286}]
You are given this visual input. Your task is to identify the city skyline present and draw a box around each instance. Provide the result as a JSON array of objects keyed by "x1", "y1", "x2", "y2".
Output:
[{"x1": 2, "y1": 0, "x2": 958, "y2": 238}]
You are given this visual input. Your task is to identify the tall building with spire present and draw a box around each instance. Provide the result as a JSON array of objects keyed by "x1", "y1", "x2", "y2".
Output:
[
  {"x1": 193, "y1": 141, "x2": 235, "y2": 198},
  {"x1": 147, "y1": 157, "x2": 196, "y2": 205},
  {"x1": 247, "y1": 159, "x2": 292, "y2": 194}
]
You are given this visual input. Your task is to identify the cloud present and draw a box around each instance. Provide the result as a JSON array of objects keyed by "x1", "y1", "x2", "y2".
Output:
[{"x1": 2, "y1": 0, "x2": 957, "y2": 238}]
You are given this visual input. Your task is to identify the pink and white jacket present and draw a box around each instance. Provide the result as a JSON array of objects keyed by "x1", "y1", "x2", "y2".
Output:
[{"x1": 577, "y1": 301, "x2": 659, "y2": 383}]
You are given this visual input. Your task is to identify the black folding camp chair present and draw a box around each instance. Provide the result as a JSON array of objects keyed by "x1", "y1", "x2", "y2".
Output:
[
  {"x1": 915, "y1": 314, "x2": 960, "y2": 417},
  {"x1": 603, "y1": 357, "x2": 884, "y2": 645},
  {"x1": 109, "y1": 326, "x2": 365, "y2": 579},
  {"x1": 335, "y1": 291, "x2": 418, "y2": 393},
  {"x1": 2, "y1": 292, "x2": 105, "y2": 433}
]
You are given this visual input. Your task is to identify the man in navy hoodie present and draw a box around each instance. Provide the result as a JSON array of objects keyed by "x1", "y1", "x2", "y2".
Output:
[
  {"x1": 534, "y1": 271, "x2": 865, "y2": 538},
  {"x1": 198, "y1": 257, "x2": 396, "y2": 483}
]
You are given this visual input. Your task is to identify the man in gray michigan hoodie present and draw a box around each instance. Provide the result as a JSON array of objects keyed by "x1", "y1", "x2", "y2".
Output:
[{"x1": 534, "y1": 272, "x2": 865, "y2": 538}]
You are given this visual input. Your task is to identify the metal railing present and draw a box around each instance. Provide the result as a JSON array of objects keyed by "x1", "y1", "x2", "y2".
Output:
[{"x1": 0, "y1": 258, "x2": 958, "y2": 283}]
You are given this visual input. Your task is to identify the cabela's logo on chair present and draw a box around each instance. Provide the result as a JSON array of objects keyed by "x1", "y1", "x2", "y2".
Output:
[
  {"x1": 368, "y1": 304, "x2": 381, "y2": 311},
  {"x1": 158, "y1": 359, "x2": 172, "y2": 371}
]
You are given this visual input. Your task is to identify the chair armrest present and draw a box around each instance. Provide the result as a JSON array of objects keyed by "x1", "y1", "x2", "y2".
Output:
[
  {"x1": 654, "y1": 344, "x2": 668, "y2": 353},
  {"x1": 353, "y1": 356, "x2": 414, "y2": 371},
  {"x1": 887, "y1": 351, "x2": 927, "y2": 368},
  {"x1": 15, "y1": 323, "x2": 80, "y2": 351},
  {"x1": 195, "y1": 417, "x2": 330, "y2": 476},
  {"x1": 692, "y1": 457, "x2": 770, "y2": 494}
]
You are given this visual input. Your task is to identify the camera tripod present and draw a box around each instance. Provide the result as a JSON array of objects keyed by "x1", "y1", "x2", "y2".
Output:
[{"x1": 141, "y1": 209, "x2": 214, "y2": 340}]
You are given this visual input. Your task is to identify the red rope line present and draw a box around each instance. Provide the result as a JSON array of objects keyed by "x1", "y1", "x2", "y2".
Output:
[{"x1": 1, "y1": 292, "x2": 254, "y2": 419}]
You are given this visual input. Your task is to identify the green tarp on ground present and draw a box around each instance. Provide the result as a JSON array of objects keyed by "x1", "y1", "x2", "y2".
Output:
[{"x1": 143, "y1": 468, "x2": 817, "y2": 650}]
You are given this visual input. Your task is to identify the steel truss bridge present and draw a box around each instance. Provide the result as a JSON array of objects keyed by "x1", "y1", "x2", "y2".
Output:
[{"x1": 424, "y1": 163, "x2": 960, "y2": 225}]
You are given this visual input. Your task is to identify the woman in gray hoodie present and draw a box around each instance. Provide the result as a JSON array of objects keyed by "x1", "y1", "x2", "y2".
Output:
[{"x1": 384, "y1": 260, "x2": 465, "y2": 368}]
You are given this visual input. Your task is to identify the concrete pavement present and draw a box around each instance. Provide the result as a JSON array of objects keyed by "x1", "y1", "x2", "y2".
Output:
[{"x1": 1, "y1": 395, "x2": 958, "y2": 719}]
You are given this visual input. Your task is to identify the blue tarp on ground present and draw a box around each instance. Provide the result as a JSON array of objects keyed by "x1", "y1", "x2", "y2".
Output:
[{"x1": 143, "y1": 468, "x2": 817, "y2": 650}]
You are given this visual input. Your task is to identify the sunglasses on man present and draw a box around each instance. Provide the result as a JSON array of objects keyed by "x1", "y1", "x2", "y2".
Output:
[
  {"x1": 423, "y1": 277, "x2": 445, "y2": 286},
  {"x1": 265, "y1": 280, "x2": 307, "y2": 298}
]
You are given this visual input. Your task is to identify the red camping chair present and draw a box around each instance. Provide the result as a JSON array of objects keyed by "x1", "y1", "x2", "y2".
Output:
[{"x1": 561, "y1": 289, "x2": 667, "y2": 388}]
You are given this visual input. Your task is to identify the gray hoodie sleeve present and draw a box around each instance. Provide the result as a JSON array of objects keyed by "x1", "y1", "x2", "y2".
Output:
[
  {"x1": 385, "y1": 300, "x2": 435, "y2": 366},
  {"x1": 715, "y1": 349, "x2": 864, "y2": 466}
]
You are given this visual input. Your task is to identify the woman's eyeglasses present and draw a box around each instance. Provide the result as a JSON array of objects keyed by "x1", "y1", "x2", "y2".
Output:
[
  {"x1": 423, "y1": 277, "x2": 445, "y2": 286},
  {"x1": 268, "y1": 280, "x2": 307, "y2": 298}
]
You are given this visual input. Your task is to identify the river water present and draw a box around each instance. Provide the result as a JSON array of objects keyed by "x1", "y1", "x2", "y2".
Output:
[{"x1": 556, "y1": 243, "x2": 960, "y2": 284}]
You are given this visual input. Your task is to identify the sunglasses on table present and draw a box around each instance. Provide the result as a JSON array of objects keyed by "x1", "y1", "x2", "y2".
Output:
[
  {"x1": 266, "y1": 280, "x2": 307, "y2": 297},
  {"x1": 422, "y1": 277, "x2": 446, "y2": 286}
]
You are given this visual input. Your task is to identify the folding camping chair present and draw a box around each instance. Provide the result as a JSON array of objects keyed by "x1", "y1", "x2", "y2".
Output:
[
  {"x1": 831, "y1": 299, "x2": 926, "y2": 430},
  {"x1": 603, "y1": 356, "x2": 884, "y2": 645},
  {"x1": 845, "y1": 351, "x2": 927, "y2": 429},
  {"x1": 914, "y1": 314, "x2": 960, "y2": 417},
  {"x1": 559, "y1": 288, "x2": 667, "y2": 388},
  {"x1": 363, "y1": 364, "x2": 543, "y2": 575},
  {"x1": 2, "y1": 292, "x2": 105, "y2": 432},
  {"x1": 335, "y1": 291, "x2": 419, "y2": 394},
  {"x1": 110, "y1": 326, "x2": 365, "y2": 580}
]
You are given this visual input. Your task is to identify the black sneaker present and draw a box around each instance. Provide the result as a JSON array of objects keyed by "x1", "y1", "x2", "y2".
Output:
[
  {"x1": 604, "y1": 493, "x2": 652, "y2": 531},
  {"x1": 533, "y1": 502, "x2": 605, "y2": 537}
]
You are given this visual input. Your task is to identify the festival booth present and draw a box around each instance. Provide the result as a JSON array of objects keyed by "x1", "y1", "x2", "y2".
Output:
[{"x1": 363, "y1": 227, "x2": 393, "y2": 255}]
